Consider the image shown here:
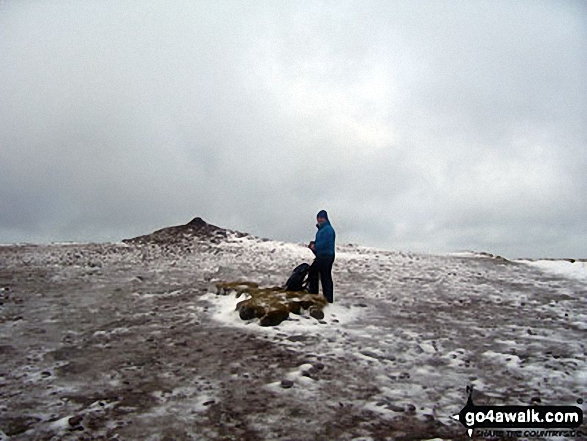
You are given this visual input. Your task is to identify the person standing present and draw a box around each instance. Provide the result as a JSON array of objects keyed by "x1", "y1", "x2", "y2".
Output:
[{"x1": 308, "y1": 210, "x2": 336, "y2": 303}]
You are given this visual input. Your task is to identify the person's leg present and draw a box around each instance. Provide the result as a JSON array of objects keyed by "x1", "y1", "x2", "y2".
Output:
[
  {"x1": 319, "y1": 256, "x2": 334, "y2": 303},
  {"x1": 307, "y1": 260, "x2": 319, "y2": 294}
]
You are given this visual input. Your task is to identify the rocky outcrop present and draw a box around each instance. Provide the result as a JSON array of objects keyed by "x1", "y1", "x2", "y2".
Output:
[
  {"x1": 215, "y1": 281, "x2": 328, "y2": 327},
  {"x1": 123, "y1": 217, "x2": 248, "y2": 245}
]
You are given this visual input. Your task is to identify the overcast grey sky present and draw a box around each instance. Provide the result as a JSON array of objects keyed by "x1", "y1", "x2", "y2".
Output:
[{"x1": 1, "y1": 0, "x2": 585, "y2": 258}]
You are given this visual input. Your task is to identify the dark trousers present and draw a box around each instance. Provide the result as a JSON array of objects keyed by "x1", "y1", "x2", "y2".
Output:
[{"x1": 308, "y1": 255, "x2": 335, "y2": 303}]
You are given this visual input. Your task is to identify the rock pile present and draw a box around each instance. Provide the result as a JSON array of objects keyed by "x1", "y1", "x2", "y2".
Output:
[
  {"x1": 123, "y1": 217, "x2": 248, "y2": 245},
  {"x1": 215, "y1": 281, "x2": 328, "y2": 326}
]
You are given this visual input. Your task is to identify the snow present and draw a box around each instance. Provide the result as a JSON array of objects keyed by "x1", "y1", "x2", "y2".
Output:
[
  {"x1": 202, "y1": 288, "x2": 361, "y2": 335},
  {"x1": 0, "y1": 237, "x2": 585, "y2": 440},
  {"x1": 520, "y1": 259, "x2": 587, "y2": 282}
]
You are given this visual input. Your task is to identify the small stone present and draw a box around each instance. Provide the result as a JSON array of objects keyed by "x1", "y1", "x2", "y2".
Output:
[
  {"x1": 314, "y1": 362, "x2": 325, "y2": 370},
  {"x1": 309, "y1": 307, "x2": 324, "y2": 320},
  {"x1": 41, "y1": 371, "x2": 51, "y2": 378},
  {"x1": 287, "y1": 335, "x2": 308, "y2": 342},
  {"x1": 530, "y1": 396, "x2": 541, "y2": 404},
  {"x1": 280, "y1": 379, "x2": 294, "y2": 389},
  {"x1": 360, "y1": 350, "x2": 381, "y2": 360},
  {"x1": 406, "y1": 403, "x2": 416, "y2": 412},
  {"x1": 385, "y1": 404, "x2": 404, "y2": 412},
  {"x1": 68, "y1": 415, "x2": 83, "y2": 427},
  {"x1": 202, "y1": 400, "x2": 215, "y2": 406}
]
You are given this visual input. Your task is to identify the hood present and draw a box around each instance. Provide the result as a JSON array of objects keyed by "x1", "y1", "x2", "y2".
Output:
[{"x1": 316, "y1": 209, "x2": 329, "y2": 221}]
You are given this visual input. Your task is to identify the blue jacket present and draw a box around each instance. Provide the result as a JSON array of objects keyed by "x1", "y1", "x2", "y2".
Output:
[{"x1": 314, "y1": 221, "x2": 336, "y2": 257}]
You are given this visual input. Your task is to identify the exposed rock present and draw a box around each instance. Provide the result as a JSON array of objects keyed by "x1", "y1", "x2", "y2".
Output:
[
  {"x1": 238, "y1": 303, "x2": 257, "y2": 320},
  {"x1": 288, "y1": 301, "x2": 302, "y2": 315},
  {"x1": 259, "y1": 307, "x2": 290, "y2": 327},
  {"x1": 186, "y1": 217, "x2": 209, "y2": 228},
  {"x1": 218, "y1": 281, "x2": 259, "y2": 296},
  {"x1": 216, "y1": 281, "x2": 328, "y2": 327},
  {"x1": 280, "y1": 379, "x2": 294, "y2": 389}
]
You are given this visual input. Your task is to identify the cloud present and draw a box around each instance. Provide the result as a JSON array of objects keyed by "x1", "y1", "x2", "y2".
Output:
[{"x1": 0, "y1": 0, "x2": 585, "y2": 257}]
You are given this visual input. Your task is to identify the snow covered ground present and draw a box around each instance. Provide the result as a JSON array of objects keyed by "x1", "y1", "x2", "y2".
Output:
[
  {"x1": 0, "y1": 233, "x2": 585, "y2": 440},
  {"x1": 519, "y1": 259, "x2": 587, "y2": 283}
]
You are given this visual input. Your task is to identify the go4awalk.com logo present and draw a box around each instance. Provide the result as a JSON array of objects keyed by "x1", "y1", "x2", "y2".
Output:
[{"x1": 453, "y1": 386, "x2": 584, "y2": 438}]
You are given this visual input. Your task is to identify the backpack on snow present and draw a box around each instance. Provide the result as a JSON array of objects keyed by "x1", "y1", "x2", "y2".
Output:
[{"x1": 285, "y1": 262, "x2": 312, "y2": 291}]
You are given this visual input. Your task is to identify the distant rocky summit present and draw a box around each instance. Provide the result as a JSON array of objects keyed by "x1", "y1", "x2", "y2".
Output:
[{"x1": 122, "y1": 216, "x2": 249, "y2": 245}]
